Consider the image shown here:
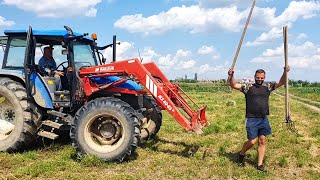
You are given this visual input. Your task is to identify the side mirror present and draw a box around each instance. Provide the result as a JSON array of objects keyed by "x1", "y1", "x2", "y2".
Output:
[{"x1": 62, "y1": 49, "x2": 69, "y2": 55}]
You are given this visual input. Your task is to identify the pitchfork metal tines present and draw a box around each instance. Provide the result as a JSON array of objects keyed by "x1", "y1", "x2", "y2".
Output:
[{"x1": 282, "y1": 116, "x2": 300, "y2": 136}]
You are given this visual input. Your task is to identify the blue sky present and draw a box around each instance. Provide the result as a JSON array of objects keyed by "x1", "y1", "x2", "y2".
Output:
[{"x1": 0, "y1": 0, "x2": 319, "y2": 82}]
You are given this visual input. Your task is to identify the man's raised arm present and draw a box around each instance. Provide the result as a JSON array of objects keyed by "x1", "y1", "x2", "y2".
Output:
[
  {"x1": 275, "y1": 66, "x2": 290, "y2": 90},
  {"x1": 228, "y1": 69, "x2": 242, "y2": 91}
]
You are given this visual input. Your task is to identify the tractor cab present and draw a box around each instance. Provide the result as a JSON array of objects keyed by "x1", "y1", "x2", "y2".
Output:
[{"x1": 0, "y1": 26, "x2": 100, "y2": 109}]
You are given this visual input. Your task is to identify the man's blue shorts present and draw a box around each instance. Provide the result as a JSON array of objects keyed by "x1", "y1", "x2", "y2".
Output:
[{"x1": 245, "y1": 116, "x2": 272, "y2": 140}]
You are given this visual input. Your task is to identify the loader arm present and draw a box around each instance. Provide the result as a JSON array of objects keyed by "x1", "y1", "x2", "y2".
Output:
[{"x1": 79, "y1": 58, "x2": 209, "y2": 134}]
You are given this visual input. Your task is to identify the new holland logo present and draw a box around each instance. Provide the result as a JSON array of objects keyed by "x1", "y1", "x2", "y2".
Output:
[{"x1": 145, "y1": 75, "x2": 157, "y2": 97}]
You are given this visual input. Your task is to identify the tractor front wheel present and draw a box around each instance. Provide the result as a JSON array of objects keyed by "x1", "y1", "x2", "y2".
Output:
[{"x1": 70, "y1": 97, "x2": 140, "y2": 162}]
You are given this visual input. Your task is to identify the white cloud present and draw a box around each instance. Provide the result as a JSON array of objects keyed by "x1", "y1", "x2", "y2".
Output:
[
  {"x1": 0, "y1": 16, "x2": 15, "y2": 26},
  {"x1": 176, "y1": 60, "x2": 196, "y2": 69},
  {"x1": 158, "y1": 54, "x2": 175, "y2": 66},
  {"x1": 2, "y1": 0, "x2": 101, "y2": 17},
  {"x1": 262, "y1": 46, "x2": 283, "y2": 57},
  {"x1": 198, "y1": 64, "x2": 226, "y2": 74},
  {"x1": 272, "y1": 1, "x2": 320, "y2": 26},
  {"x1": 157, "y1": 49, "x2": 196, "y2": 70},
  {"x1": 251, "y1": 41, "x2": 320, "y2": 69},
  {"x1": 114, "y1": 1, "x2": 320, "y2": 35},
  {"x1": 251, "y1": 1, "x2": 320, "y2": 28},
  {"x1": 102, "y1": 43, "x2": 195, "y2": 70},
  {"x1": 297, "y1": 33, "x2": 307, "y2": 39},
  {"x1": 114, "y1": 5, "x2": 245, "y2": 34},
  {"x1": 139, "y1": 48, "x2": 160, "y2": 63},
  {"x1": 197, "y1": 45, "x2": 220, "y2": 59},
  {"x1": 85, "y1": 7, "x2": 98, "y2": 17},
  {"x1": 251, "y1": 57, "x2": 276, "y2": 63},
  {"x1": 103, "y1": 41, "x2": 135, "y2": 62},
  {"x1": 198, "y1": 0, "x2": 275, "y2": 8},
  {"x1": 176, "y1": 49, "x2": 191, "y2": 57},
  {"x1": 198, "y1": 46, "x2": 213, "y2": 54},
  {"x1": 246, "y1": 1, "x2": 320, "y2": 46},
  {"x1": 199, "y1": 64, "x2": 210, "y2": 73},
  {"x1": 199, "y1": 0, "x2": 239, "y2": 8},
  {"x1": 245, "y1": 27, "x2": 283, "y2": 47}
]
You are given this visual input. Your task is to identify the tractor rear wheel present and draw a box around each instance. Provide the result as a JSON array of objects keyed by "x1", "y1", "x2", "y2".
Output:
[
  {"x1": 0, "y1": 78, "x2": 40, "y2": 152},
  {"x1": 70, "y1": 97, "x2": 140, "y2": 162},
  {"x1": 140, "y1": 96, "x2": 162, "y2": 141}
]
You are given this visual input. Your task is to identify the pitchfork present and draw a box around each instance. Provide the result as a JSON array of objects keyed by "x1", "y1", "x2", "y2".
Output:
[{"x1": 282, "y1": 26, "x2": 299, "y2": 136}]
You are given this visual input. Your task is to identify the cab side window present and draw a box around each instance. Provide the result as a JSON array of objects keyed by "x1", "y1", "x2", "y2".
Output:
[{"x1": 4, "y1": 37, "x2": 26, "y2": 68}]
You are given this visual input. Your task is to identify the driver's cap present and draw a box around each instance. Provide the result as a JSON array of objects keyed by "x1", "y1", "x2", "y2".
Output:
[{"x1": 44, "y1": 46, "x2": 54, "y2": 50}]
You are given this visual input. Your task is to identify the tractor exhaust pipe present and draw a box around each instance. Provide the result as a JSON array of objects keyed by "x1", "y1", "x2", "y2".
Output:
[{"x1": 113, "y1": 35, "x2": 116, "y2": 62}]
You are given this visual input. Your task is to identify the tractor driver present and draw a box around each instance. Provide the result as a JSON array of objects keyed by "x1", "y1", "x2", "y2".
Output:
[{"x1": 38, "y1": 46, "x2": 64, "y2": 90}]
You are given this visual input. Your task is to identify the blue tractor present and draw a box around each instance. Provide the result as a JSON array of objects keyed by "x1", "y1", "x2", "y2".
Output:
[
  {"x1": 0, "y1": 26, "x2": 208, "y2": 162},
  {"x1": 0, "y1": 26, "x2": 163, "y2": 162}
]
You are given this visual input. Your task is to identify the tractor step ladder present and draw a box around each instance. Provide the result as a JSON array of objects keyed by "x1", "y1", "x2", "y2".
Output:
[
  {"x1": 38, "y1": 107, "x2": 70, "y2": 140},
  {"x1": 37, "y1": 130, "x2": 59, "y2": 140},
  {"x1": 41, "y1": 120, "x2": 70, "y2": 130},
  {"x1": 47, "y1": 110, "x2": 72, "y2": 123}
]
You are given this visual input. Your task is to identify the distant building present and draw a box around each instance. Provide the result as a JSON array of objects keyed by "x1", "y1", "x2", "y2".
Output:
[{"x1": 240, "y1": 77, "x2": 254, "y2": 83}]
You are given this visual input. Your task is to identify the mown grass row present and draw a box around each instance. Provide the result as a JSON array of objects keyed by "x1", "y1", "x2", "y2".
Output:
[
  {"x1": 0, "y1": 84, "x2": 319, "y2": 179},
  {"x1": 178, "y1": 82, "x2": 230, "y2": 92},
  {"x1": 277, "y1": 87, "x2": 320, "y2": 102}
]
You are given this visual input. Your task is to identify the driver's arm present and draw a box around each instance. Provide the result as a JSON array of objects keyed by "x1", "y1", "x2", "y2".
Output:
[
  {"x1": 38, "y1": 58, "x2": 50, "y2": 76},
  {"x1": 53, "y1": 60, "x2": 64, "y2": 76}
]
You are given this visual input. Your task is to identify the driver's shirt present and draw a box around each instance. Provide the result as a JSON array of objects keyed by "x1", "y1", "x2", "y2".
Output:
[
  {"x1": 38, "y1": 56, "x2": 57, "y2": 76},
  {"x1": 241, "y1": 83, "x2": 276, "y2": 118}
]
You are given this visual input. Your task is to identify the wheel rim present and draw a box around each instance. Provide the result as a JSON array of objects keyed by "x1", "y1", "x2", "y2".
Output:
[
  {"x1": 0, "y1": 96, "x2": 16, "y2": 140},
  {"x1": 84, "y1": 114, "x2": 126, "y2": 153}
]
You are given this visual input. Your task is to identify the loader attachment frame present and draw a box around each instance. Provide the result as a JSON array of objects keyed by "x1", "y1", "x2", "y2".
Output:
[{"x1": 78, "y1": 58, "x2": 209, "y2": 134}]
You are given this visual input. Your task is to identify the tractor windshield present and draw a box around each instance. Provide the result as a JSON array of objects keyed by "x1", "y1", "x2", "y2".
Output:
[{"x1": 73, "y1": 43, "x2": 98, "y2": 71}]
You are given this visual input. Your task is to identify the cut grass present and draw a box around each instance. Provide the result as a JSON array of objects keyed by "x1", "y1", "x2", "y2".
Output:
[{"x1": 0, "y1": 87, "x2": 319, "y2": 179}]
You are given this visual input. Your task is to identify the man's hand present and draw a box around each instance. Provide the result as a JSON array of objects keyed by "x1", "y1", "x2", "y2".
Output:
[
  {"x1": 275, "y1": 66, "x2": 291, "y2": 89},
  {"x1": 55, "y1": 71, "x2": 64, "y2": 76},
  {"x1": 227, "y1": 69, "x2": 242, "y2": 91},
  {"x1": 228, "y1": 69, "x2": 234, "y2": 76},
  {"x1": 284, "y1": 66, "x2": 290, "y2": 72}
]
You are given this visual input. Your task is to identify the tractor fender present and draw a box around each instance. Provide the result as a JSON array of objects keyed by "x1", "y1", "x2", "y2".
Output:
[
  {"x1": 0, "y1": 70, "x2": 53, "y2": 109},
  {"x1": 91, "y1": 76, "x2": 142, "y2": 91}
]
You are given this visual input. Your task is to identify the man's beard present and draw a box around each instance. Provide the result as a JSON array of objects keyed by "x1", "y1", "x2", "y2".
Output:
[{"x1": 255, "y1": 80, "x2": 264, "y2": 85}]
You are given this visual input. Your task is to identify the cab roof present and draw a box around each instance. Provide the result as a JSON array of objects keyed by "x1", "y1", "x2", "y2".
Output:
[{"x1": 4, "y1": 29, "x2": 93, "y2": 41}]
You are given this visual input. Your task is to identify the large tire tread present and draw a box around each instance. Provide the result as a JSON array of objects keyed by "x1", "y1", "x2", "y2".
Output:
[
  {"x1": 0, "y1": 78, "x2": 40, "y2": 152},
  {"x1": 141, "y1": 96, "x2": 162, "y2": 141},
  {"x1": 70, "y1": 97, "x2": 140, "y2": 162}
]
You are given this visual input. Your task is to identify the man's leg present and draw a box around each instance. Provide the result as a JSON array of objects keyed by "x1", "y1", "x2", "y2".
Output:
[
  {"x1": 238, "y1": 138, "x2": 257, "y2": 166},
  {"x1": 241, "y1": 118, "x2": 259, "y2": 155},
  {"x1": 240, "y1": 138, "x2": 257, "y2": 155},
  {"x1": 54, "y1": 74, "x2": 61, "y2": 90},
  {"x1": 256, "y1": 117, "x2": 271, "y2": 172},
  {"x1": 257, "y1": 135, "x2": 266, "y2": 166}
]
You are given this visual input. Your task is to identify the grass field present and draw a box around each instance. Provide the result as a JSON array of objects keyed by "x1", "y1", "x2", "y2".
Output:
[
  {"x1": 288, "y1": 87, "x2": 320, "y2": 102},
  {"x1": 0, "y1": 85, "x2": 319, "y2": 179}
]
